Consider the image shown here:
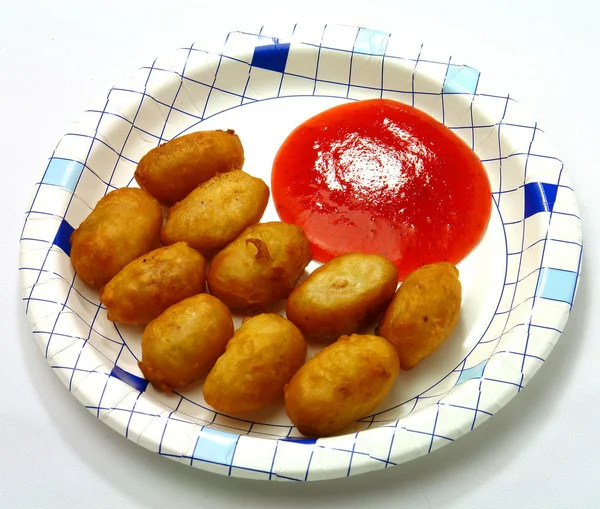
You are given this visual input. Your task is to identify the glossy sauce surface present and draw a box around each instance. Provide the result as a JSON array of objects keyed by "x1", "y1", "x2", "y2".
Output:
[{"x1": 271, "y1": 99, "x2": 492, "y2": 280}]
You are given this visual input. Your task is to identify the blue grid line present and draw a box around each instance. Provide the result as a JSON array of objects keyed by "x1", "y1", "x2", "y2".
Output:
[
  {"x1": 494, "y1": 94, "x2": 511, "y2": 208},
  {"x1": 345, "y1": 432, "x2": 360, "y2": 475},
  {"x1": 157, "y1": 397, "x2": 183, "y2": 454},
  {"x1": 346, "y1": 27, "x2": 362, "y2": 99},
  {"x1": 239, "y1": 27, "x2": 263, "y2": 107},
  {"x1": 410, "y1": 44, "x2": 424, "y2": 107},
  {"x1": 427, "y1": 406, "x2": 441, "y2": 453},
  {"x1": 268, "y1": 438, "x2": 280, "y2": 480},
  {"x1": 312, "y1": 24, "x2": 328, "y2": 95},
  {"x1": 482, "y1": 152, "x2": 561, "y2": 164},
  {"x1": 440, "y1": 56, "x2": 453, "y2": 126},
  {"x1": 467, "y1": 71, "x2": 482, "y2": 151},
  {"x1": 86, "y1": 406, "x2": 160, "y2": 420},
  {"x1": 440, "y1": 402, "x2": 493, "y2": 417},
  {"x1": 124, "y1": 391, "x2": 145, "y2": 439},
  {"x1": 571, "y1": 242, "x2": 583, "y2": 311},
  {"x1": 469, "y1": 379, "x2": 484, "y2": 430},
  {"x1": 484, "y1": 377, "x2": 524, "y2": 390},
  {"x1": 403, "y1": 426, "x2": 453, "y2": 443},
  {"x1": 304, "y1": 444, "x2": 316, "y2": 481},
  {"x1": 227, "y1": 435, "x2": 242, "y2": 476}
]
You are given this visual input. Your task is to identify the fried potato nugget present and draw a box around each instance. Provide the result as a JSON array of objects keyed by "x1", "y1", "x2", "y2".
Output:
[
  {"x1": 161, "y1": 170, "x2": 269, "y2": 257},
  {"x1": 284, "y1": 334, "x2": 399, "y2": 437},
  {"x1": 138, "y1": 294, "x2": 234, "y2": 391},
  {"x1": 285, "y1": 253, "x2": 398, "y2": 340},
  {"x1": 378, "y1": 262, "x2": 462, "y2": 369},
  {"x1": 204, "y1": 314, "x2": 307, "y2": 413},
  {"x1": 134, "y1": 129, "x2": 244, "y2": 206},
  {"x1": 100, "y1": 242, "x2": 206, "y2": 325},
  {"x1": 69, "y1": 188, "x2": 162, "y2": 288},
  {"x1": 207, "y1": 222, "x2": 312, "y2": 312}
]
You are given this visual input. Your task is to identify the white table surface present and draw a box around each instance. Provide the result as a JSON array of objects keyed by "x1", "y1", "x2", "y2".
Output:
[{"x1": 2, "y1": 1, "x2": 598, "y2": 507}]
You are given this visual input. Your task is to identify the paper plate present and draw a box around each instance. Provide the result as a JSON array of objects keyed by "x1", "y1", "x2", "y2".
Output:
[{"x1": 19, "y1": 23, "x2": 582, "y2": 481}]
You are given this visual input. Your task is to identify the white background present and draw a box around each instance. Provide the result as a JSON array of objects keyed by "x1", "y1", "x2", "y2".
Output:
[{"x1": 1, "y1": 1, "x2": 598, "y2": 507}]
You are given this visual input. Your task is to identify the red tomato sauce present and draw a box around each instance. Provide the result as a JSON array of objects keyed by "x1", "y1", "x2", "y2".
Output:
[{"x1": 271, "y1": 98, "x2": 492, "y2": 281}]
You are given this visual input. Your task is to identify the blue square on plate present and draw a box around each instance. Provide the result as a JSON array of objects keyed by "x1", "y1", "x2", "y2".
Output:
[
  {"x1": 110, "y1": 365, "x2": 148, "y2": 393},
  {"x1": 52, "y1": 219, "x2": 75, "y2": 256},
  {"x1": 354, "y1": 28, "x2": 390, "y2": 55},
  {"x1": 524, "y1": 182, "x2": 558, "y2": 219},
  {"x1": 42, "y1": 158, "x2": 84, "y2": 192},
  {"x1": 456, "y1": 360, "x2": 488, "y2": 385},
  {"x1": 443, "y1": 64, "x2": 480, "y2": 95},
  {"x1": 193, "y1": 428, "x2": 239, "y2": 465},
  {"x1": 536, "y1": 267, "x2": 578, "y2": 304},
  {"x1": 251, "y1": 36, "x2": 291, "y2": 74}
]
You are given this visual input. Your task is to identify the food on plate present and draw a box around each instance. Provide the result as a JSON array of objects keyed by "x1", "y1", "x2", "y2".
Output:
[
  {"x1": 100, "y1": 242, "x2": 206, "y2": 325},
  {"x1": 203, "y1": 314, "x2": 306, "y2": 413},
  {"x1": 284, "y1": 334, "x2": 399, "y2": 437},
  {"x1": 271, "y1": 98, "x2": 492, "y2": 280},
  {"x1": 161, "y1": 170, "x2": 269, "y2": 257},
  {"x1": 285, "y1": 253, "x2": 398, "y2": 340},
  {"x1": 69, "y1": 188, "x2": 162, "y2": 288},
  {"x1": 138, "y1": 294, "x2": 234, "y2": 391},
  {"x1": 207, "y1": 222, "x2": 312, "y2": 312},
  {"x1": 378, "y1": 262, "x2": 462, "y2": 369},
  {"x1": 134, "y1": 129, "x2": 244, "y2": 206}
]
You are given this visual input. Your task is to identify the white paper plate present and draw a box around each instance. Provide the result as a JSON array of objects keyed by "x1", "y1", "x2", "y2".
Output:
[{"x1": 19, "y1": 23, "x2": 582, "y2": 481}]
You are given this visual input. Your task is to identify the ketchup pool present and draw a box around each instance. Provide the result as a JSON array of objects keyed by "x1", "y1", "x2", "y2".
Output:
[{"x1": 271, "y1": 98, "x2": 492, "y2": 281}]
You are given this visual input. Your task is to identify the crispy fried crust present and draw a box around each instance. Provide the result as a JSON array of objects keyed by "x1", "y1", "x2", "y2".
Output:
[
  {"x1": 138, "y1": 294, "x2": 234, "y2": 392},
  {"x1": 284, "y1": 334, "x2": 399, "y2": 437},
  {"x1": 100, "y1": 242, "x2": 206, "y2": 325},
  {"x1": 134, "y1": 129, "x2": 244, "y2": 206},
  {"x1": 204, "y1": 314, "x2": 307, "y2": 413},
  {"x1": 285, "y1": 253, "x2": 398, "y2": 340},
  {"x1": 378, "y1": 262, "x2": 462, "y2": 369},
  {"x1": 69, "y1": 188, "x2": 163, "y2": 288},
  {"x1": 207, "y1": 222, "x2": 312, "y2": 312}
]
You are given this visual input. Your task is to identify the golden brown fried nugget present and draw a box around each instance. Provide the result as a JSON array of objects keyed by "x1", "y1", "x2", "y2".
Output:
[
  {"x1": 284, "y1": 334, "x2": 399, "y2": 437},
  {"x1": 69, "y1": 188, "x2": 162, "y2": 288},
  {"x1": 207, "y1": 222, "x2": 312, "y2": 312},
  {"x1": 134, "y1": 129, "x2": 244, "y2": 206},
  {"x1": 100, "y1": 242, "x2": 206, "y2": 325},
  {"x1": 161, "y1": 170, "x2": 269, "y2": 257},
  {"x1": 204, "y1": 314, "x2": 306, "y2": 413},
  {"x1": 378, "y1": 262, "x2": 462, "y2": 370},
  {"x1": 138, "y1": 294, "x2": 234, "y2": 392},
  {"x1": 285, "y1": 253, "x2": 398, "y2": 341}
]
